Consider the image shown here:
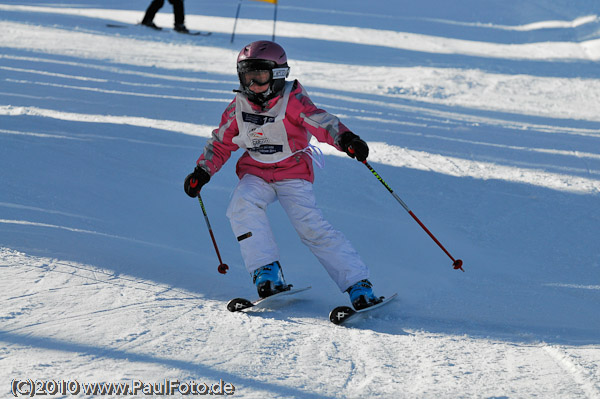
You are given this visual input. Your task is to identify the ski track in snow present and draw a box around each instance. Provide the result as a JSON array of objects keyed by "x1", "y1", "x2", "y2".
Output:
[
  {"x1": 1, "y1": 1, "x2": 600, "y2": 398},
  {"x1": 0, "y1": 219, "x2": 198, "y2": 254},
  {"x1": 543, "y1": 345, "x2": 600, "y2": 399},
  {"x1": 0, "y1": 104, "x2": 213, "y2": 137}
]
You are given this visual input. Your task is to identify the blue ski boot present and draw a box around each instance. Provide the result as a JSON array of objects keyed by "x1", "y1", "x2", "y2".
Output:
[
  {"x1": 252, "y1": 261, "x2": 288, "y2": 298},
  {"x1": 346, "y1": 279, "x2": 382, "y2": 310}
]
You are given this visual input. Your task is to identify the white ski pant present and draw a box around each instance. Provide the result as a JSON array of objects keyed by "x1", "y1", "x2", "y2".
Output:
[{"x1": 226, "y1": 174, "x2": 369, "y2": 292}]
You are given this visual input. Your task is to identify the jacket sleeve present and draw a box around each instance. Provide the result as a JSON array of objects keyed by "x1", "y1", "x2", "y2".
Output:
[
  {"x1": 196, "y1": 99, "x2": 240, "y2": 176},
  {"x1": 286, "y1": 80, "x2": 352, "y2": 151}
]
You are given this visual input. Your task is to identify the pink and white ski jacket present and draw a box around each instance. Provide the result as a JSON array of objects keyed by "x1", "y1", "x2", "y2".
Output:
[{"x1": 196, "y1": 80, "x2": 351, "y2": 183}]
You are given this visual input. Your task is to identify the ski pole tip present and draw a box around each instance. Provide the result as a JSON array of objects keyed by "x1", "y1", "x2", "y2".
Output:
[
  {"x1": 218, "y1": 264, "x2": 229, "y2": 274},
  {"x1": 453, "y1": 259, "x2": 464, "y2": 272}
]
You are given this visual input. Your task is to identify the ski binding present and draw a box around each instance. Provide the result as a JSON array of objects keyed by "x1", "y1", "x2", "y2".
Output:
[
  {"x1": 227, "y1": 285, "x2": 311, "y2": 312},
  {"x1": 329, "y1": 293, "x2": 398, "y2": 325}
]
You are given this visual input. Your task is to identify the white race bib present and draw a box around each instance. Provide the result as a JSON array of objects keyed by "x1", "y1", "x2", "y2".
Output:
[{"x1": 233, "y1": 82, "x2": 296, "y2": 164}]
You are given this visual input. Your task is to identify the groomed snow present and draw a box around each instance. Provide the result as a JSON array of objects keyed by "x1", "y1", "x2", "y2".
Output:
[{"x1": 1, "y1": 1, "x2": 599, "y2": 398}]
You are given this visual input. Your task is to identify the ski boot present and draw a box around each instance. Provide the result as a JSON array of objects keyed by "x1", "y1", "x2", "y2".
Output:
[
  {"x1": 141, "y1": 21, "x2": 161, "y2": 30},
  {"x1": 346, "y1": 279, "x2": 382, "y2": 310},
  {"x1": 174, "y1": 24, "x2": 190, "y2": 33},
  {"x1": 252, "y1": 261, "x2": 288, "y2": 298}
]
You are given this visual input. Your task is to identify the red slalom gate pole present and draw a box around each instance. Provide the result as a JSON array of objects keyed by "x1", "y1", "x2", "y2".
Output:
[{"x1": 352, "y1": 151, "x2": 464, "y2": 271}]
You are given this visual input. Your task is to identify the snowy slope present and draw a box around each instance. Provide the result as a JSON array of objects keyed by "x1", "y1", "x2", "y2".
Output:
[{"x1": 1, "y1": 0, "x2": 599, "y2": 397}]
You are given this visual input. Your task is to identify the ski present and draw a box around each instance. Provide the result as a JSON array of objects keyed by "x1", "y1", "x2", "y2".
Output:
[
  {"x1": 106, "y1": 24, "x2": 211, "y2": 36},
  {"x1": 329, "y1": 293, "x2": 398, "y2": 325},
  {"x1": 227, "y1": 285, "x2": 311, "y2": 312},
  {"x1": 177, "y1": 30, "x2": 212, "y2": 36}
]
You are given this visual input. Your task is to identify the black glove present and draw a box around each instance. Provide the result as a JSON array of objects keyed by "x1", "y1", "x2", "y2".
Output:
[
  {"x1": 184, "y1": 165, "x2": 211, "y2": 198},
  {"x1": 338, "y1": 131, "x2": 369, "y2": 162}
]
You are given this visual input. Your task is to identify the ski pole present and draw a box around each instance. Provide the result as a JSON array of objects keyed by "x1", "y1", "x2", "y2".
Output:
[
  {"x1": 350, "y1": 148, "x2": 464, "y2": 271},
  {"x1": 197, "y1": 193, "x2": 229, "y2": 274}
]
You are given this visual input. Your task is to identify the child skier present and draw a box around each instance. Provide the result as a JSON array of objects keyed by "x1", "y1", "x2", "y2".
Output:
[{"x1": 184, "y1": 40, "x2": 380, "y2": 310}]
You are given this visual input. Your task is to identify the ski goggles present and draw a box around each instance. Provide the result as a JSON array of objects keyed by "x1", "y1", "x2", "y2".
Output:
[
  {"x1": 238, "y1": 59, "x2": 289, "y2": 86},
  {"x1": 241, "y1": 69, "x2": 271, "y2": 86},
  {"x1": 240, "y1": 67, "x2": 289, "y2": 86}
]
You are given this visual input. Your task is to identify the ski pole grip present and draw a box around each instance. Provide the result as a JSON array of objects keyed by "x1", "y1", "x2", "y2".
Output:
[
  {"x1": 347, "y1": 146, "x2": 367, "y2": 164},
  {"x1": 190, "y1": 178, "x2": 198, "y2": 188}
]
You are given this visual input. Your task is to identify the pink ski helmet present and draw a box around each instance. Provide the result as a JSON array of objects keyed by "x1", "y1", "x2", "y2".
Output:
[
  {"x1": 237, "y1": 40, "x2": 288, "y2": 65},
  {"x1": 236, "y1": 40, "x2": 290, "y2": 105}
]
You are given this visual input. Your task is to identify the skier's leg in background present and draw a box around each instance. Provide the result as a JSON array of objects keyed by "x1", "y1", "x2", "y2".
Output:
[
  {"x1": 142, "y1": 0, "x2": 165, "y2": 25},
  {"x1": 168, "y1": 0, "x2": 185, "y2": 27},
  {"x1": 226, "y1": 174, "x2": 279, "y2": 274},
  {"x1": 275, "y1": 179, "x2": 369, "y2": 292}
]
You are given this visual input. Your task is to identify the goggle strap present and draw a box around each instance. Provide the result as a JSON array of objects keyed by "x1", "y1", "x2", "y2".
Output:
[{"x1": 272, "y1": 67, "x2": 289, "y2": 79}]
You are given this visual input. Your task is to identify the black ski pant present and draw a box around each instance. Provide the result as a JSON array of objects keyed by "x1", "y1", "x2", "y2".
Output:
[{"x1": 142, "y1": 0, "x2": 185, "y2": 26}]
